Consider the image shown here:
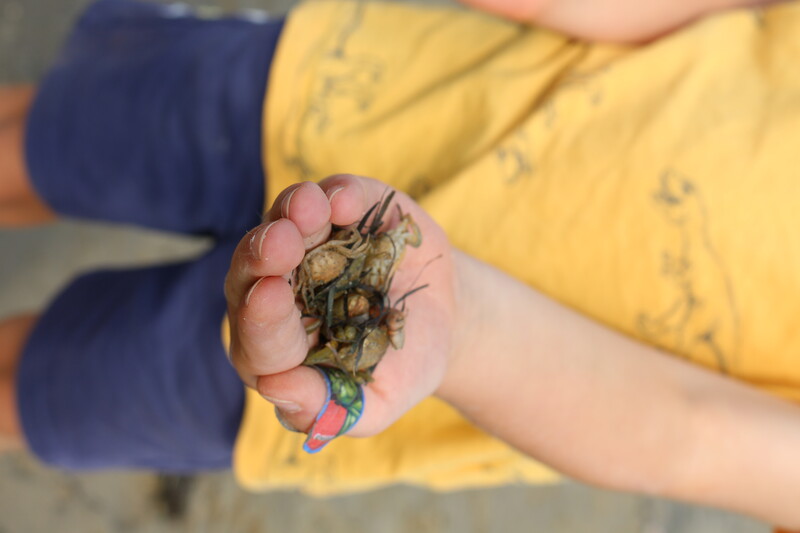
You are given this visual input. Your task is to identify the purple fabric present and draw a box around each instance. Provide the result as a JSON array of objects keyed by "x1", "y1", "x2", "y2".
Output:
[
  {"x1": 26, "y1": 0, "x2": 282, "y2": 238},
  {"x1": 19, "y1": 245, "x2": 242, "y2": 471},
  {"x1": 18, "y1": 0, "x2": 284, "y2": 471}
]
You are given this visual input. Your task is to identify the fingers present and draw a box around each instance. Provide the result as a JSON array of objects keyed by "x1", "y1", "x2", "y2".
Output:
[
  {"x1": 317, "y1": 174, "x2": 369, "y2": 227},
  {"x1": 228, "y1": 174, "x2": 447, "y2": 441},
  {"x1": 226, "y1": 178, "x2": 376, "y2": 385},
  {"x1": 227, "y1": 182, "x2": 331, "y2": 383},
  {"x1": 230, "y1": 274, "x2": 308, "y2": 382},
  {"x1": 319, "y1": 174, "x2": 408, "y2": 229},
  {"x1": 225, "y1": 217, "x2": 306, "y2": 382},
  {"x1": 255, "y1": 367, "x2": 328, "y2": 432},
  {"x1": 256, "y1": 345, "x2": 442, "y2": 437},
  {"x1": 226, "y1": 179, "x2": 347, "y2": 307},
  {"x1": 224, "y1": 218, "x2": 304, "y2": 309},
  {"x1": 266, "y1": 181, "x2": 332, "y2": 249},
  {"x1": 256, "y1": 301, "x2": 451, "y2": 438}
]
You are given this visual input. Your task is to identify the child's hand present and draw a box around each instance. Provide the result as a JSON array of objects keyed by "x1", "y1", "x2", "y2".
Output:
[
  {"x1": 228, "y1": 176, "x2": 800, "y2": 526},
  {"x1": 224, "y1": 175, "x2": 457, "y2": 438}
]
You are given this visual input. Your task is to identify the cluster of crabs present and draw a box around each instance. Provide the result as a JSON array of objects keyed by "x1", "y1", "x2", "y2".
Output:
[{"x1": 295, "y1": 191, "x2": 424, "y2": 384}]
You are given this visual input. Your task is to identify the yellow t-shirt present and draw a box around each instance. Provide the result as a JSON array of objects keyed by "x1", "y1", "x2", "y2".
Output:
[{"x1": 233, "y1": 0, "x2": 800, "y2": 494}]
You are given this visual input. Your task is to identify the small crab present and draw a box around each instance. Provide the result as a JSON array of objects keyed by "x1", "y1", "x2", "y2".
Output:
[
  {"x1": 304, "y1": 326, "x2": 390, "y2": 383},
  {"x1": 363, "y1": 213, "x2": 422, "y2": 290},
  {"x1": 295, "y1": 228, "x2": 369, "y2": 306},
  {"x1": 297, "y1": 190, "x2": 425, "y2": 383}
]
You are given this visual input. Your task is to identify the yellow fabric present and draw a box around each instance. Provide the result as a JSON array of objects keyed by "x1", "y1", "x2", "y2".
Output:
[{"x1": 234, "y1": 0, "x2": 800, "y2": 494}]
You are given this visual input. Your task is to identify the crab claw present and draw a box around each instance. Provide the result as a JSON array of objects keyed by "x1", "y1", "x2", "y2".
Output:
[
  {"x1": 385, "y1": 308, "x2": 406, "y2": 349},
  {"x1": 399, "y1": 214, "x2": 422, "y2": 248}
]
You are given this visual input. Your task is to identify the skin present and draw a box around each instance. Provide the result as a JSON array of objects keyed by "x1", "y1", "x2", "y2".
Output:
[
  {"x1": 0, "y1": 86, "x2": 52, "y2": 452},
  {"x1": 0, "y1": 315, "x2": 34, "y2": 452},
  {"x1": 0, "y1": 0, "x2": 796, "y2": 526},
  {"x1": 228, "y1": 176, "x2": 800, "y2": 529},
  {"x1": 0, "y1": 86, "x2": 55, "y2": 226},
  {"x1": 224, "y1": 177, "x2": 456, "y2": 435},
  {"x1": 462, "y1": 0, "x2": 787, "y2": 43}
]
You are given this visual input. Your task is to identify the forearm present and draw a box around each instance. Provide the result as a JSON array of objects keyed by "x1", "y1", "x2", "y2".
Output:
[
  {"x1": 680, "y1": 377, "x2": 800, "y2": 528},
  {"x1": 459, "y1": 0, "x2": 784, "y2": 42},
  {"x1": 437, "y1": 250, "x2": 700, "y2": 490},
  {"x1": 437, "y1": 249, "x2": 800, "y2": 527}
]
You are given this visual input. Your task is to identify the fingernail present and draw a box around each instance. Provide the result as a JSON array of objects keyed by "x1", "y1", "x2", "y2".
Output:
[
  {"x1": 244, "y1": 277, "x2": 265, "y2": 307},
  {"x1": 250, "y1": 220, "x2": 278, "y2": 261},
  {"x1": 261, "y1": 394, "x2": 303, "y2": 413},
  {"x1": 326, "y1": 185, "x2": 346, "y2": 203},
  {"x1": 303, "y1": 227, "x2": 329, "y2": 249},
  {"x1": 274, "y1": 407, "x2": 303, "y2": 433},
  {"x1": 281, "y1": 186, "x2": 300, "y2": 219}
]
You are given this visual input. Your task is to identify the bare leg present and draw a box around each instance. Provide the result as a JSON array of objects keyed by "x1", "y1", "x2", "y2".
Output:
[
  {"x1": 0, "y1": 314, "x2": 37, "y2": 452},
  {"x1": 0, "y1": 85, "x2": 56, "y2": 226}
]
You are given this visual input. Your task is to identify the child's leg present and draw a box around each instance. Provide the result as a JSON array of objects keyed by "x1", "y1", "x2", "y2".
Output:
[
  {"x1": 14, "y1": 244, "x2": 244, "y2": 470},
  {"x1": 0, "y1": 315, "x2": 37, "y2": 452},
  {"x1": 8, "y1": 0, "x2": 284, "y2": 470},
  {"x1": 23, "y1": 0, "x2": 283, "y2": 238},
  {"x1": 0, "y1": 86, "x2": 55, "y2": 226}
]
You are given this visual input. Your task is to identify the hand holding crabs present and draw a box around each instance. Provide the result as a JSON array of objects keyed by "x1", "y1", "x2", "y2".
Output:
[
  {"x1": 295, "y1": 190, "x2": 425, "y2": 385},
  {"x1": 230, "y1": 176, "x2": 457, "y2": 452}
]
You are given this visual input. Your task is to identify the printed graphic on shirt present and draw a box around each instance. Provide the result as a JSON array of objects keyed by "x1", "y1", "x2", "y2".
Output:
[
  {"x1": 635, "y1": 170, "x2": 740, "y2": 373},
  {"x1": 542, "y1": 65, "x2": 608, "y2": 129},
  {"x1": 495, "y1": 130, "x2": 535, "y2": 184},
  {"x1": 286, "y1": 2, "x2": 385, "y2": 179}
]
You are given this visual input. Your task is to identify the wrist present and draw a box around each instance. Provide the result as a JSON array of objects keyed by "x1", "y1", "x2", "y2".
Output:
[{"x1": 434, "y1": 249, "x2": 485, "y2": 406}]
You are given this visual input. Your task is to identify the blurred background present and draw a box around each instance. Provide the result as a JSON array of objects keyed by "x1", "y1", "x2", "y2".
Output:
[{"x1": 0, "y1": 1, "x2": 772, "y2": 531}]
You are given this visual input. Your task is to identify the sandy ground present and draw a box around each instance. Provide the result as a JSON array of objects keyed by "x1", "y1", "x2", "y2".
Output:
[{"x1": 0, "y1": 1, "x2": 771, "y2": 531}]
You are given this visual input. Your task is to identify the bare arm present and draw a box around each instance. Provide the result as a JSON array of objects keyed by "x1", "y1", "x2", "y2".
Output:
[
  {"x1": 438, "y1": 250, "x2": 800, "y2": 528},
  {"x1": 226, "y1": 177, "x2": 800, "y2": 528},
  {"x1": 458, "y1": 0, "x2": 783, "y2": 42}
]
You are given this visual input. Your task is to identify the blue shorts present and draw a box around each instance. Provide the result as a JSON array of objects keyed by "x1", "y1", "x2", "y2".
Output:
[{"x1": 18, "y1": 0, "x2": 284, "y2": 471}]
